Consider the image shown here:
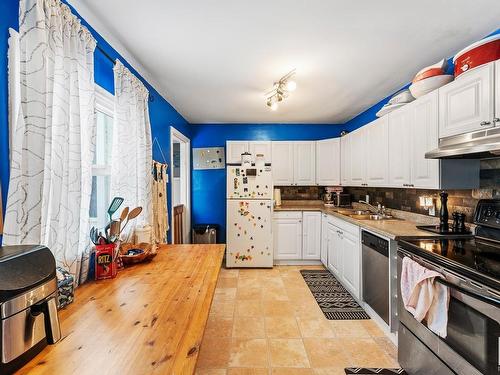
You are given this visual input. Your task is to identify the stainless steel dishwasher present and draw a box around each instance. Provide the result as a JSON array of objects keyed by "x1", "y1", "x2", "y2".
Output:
[{"x1": 362, "y1": 230, "x2": 389, "y2": 324}]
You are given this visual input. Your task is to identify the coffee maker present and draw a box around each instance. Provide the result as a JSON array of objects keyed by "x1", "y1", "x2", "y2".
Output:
[{"x1": 0, "y1": 245, "x2": 61, "y2": 374}]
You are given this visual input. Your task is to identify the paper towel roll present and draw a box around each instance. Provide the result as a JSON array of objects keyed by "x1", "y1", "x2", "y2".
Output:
[{"x1": 274, "y1": 188, "x2": 282, "y2": 207}]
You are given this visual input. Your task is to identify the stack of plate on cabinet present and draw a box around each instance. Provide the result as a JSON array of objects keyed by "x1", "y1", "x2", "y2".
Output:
[
  {"x1": 376, "y1": 88, "x2": 415, "y2": 117},
  {"x1": 409, "y1": 58, "x2": 454, "y2": 98}
]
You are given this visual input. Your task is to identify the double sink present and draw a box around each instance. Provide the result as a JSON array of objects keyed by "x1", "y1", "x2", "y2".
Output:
[{"x1": 334, "y1": 208, "x2": 400, "y2": 221}]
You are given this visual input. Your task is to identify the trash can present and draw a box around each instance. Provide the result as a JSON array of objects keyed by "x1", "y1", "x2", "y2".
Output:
[{"x1": 192, "y1": 224, "x2": 218, "y2": 244}]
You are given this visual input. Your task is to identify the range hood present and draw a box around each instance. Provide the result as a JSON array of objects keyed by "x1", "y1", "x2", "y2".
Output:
[{"x1": 426, "y1": 127, "x2": 500, "y2": 159}]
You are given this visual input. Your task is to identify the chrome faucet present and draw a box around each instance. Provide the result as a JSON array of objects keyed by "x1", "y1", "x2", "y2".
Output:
[{"x1": 358, "y1": 200, "x2": 384, "y2": 215}]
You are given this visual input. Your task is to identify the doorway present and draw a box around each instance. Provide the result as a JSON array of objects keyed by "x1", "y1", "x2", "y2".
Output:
[{"x1": 170, "y1": 127, "x2": 191, "y2": 244}]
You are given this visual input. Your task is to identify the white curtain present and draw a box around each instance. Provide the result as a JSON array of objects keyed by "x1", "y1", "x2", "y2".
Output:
[
  {"x1": 111, "y1": 61, "x2": 153, "y2": 236},
  {"x1": 4, "y1": 0, "x2": 96, "y2": 285}
]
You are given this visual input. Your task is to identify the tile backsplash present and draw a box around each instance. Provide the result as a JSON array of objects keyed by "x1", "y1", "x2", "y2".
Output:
[
  {"x1": 279, "y1": 186, "x2": 322, "y2": 200},
  {"x1": 278, "y1": 158, "x2": 500, "y2": 223}
]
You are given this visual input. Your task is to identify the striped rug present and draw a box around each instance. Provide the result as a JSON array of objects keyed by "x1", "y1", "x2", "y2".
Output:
[
  {"x1": 300, "y1": 269, "x2": 370, "y2": 320},
  {"x1": 345, "y1": 368, "x2": 407, "y2": 374}
]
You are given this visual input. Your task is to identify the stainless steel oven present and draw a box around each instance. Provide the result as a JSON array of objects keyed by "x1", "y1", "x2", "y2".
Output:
[{"x1": 397, "y1": 248, "x2": 500, "y2": 375}]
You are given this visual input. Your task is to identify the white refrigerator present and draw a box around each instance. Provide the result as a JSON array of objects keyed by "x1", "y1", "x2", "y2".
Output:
[{"x1": 226, "y1": 165, "x2": 273, "y2": 268}]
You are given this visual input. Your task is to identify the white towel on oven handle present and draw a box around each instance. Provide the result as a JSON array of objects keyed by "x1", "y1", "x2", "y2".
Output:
[{"x1": 401, "y1": 256, "x2": 450, "y2": 338}]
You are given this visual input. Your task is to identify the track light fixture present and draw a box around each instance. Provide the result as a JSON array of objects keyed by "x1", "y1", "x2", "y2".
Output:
[{"x1": 265, "y1": 69, "x2": 296, "y2": 110}]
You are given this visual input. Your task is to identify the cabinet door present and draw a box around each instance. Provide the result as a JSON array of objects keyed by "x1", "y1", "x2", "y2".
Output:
[
  {"x1": 271, "y1": 142, "x2": 294, "y2": 185},
  {"x1": 496, "y1": 60, "x2": 500, "y2": 125},
  {"x1": 340, "y1": 135, "x2": 350, "y2": 186},
  {"x1": 302, "y1": 212, "x2": 321, "y2": 260},
  {"x1": 293, "y1": 141, "x2": 316, "y2": 185},
  {"x1": 327, "y1": 224, "x2": 342, "y2": 276},
  {"x1": 349, "y1": 127, "x2": 366, "y2": 186},
  {"x1": 365, "y1": 117, "x2": 389, "y2": 186},
  {"x1": 316, "y1": 138, "x2": 341, "y2": 185},
  {"x1": 272, "y1": 217, "x2": 302, "y2": 260},
  {"x1": 249, "y1": 141, "x2": 272, "y2": 163},
  {"x1": 320, "y1": 214, "x2": 329, "y2": 266},
  {"x1": 340, "y1": 228, "x2": 360, "y2": 299},
  {"x1": 226, "y1": 141, "x2": 249, "y2": 164},
  {"x1": 411, "y1": 91, "x2": 440, "y2": 189},
  {"x1": 388, "y1": 108, "x2": 411, "y2": 187},
  {"x1": 439, "y1": 62, "x2": 494, "y2": 138}
]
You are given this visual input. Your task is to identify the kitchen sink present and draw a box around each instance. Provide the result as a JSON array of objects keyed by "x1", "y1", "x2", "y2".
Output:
[{"x1": 349, "y1": 214, "x2": 398, "y2": 221}]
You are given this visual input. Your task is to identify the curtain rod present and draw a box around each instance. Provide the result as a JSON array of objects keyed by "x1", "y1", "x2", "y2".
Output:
[{"x1": 95, "y1": 44, "x2": 155, "y2": 102}]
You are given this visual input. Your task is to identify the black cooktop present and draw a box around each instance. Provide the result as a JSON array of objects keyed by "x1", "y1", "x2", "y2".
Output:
[{"x1": 399, "y1": 237, "x2": 500, "y2": 290}]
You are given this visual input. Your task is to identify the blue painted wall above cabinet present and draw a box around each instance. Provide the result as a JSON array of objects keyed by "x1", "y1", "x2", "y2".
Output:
[
  {"x1": 191, "y1": 123, "x2": 344, "y2": 242},
  {"x1": 0, "y1": 0, "x2": 189, "y2": 243}
]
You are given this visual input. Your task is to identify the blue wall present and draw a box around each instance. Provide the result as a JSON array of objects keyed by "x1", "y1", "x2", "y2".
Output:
[
  {"x1": 0, "y1": 0, "x2": 189, "y2": 243},
  {"x1": 191, "y1": 124, "x2": 344, "y2": 242}
]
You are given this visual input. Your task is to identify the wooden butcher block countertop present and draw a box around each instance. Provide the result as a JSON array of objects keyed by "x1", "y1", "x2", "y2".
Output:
[{"x1": 17, "y1": 244, "x2": 225, "y2": 375}]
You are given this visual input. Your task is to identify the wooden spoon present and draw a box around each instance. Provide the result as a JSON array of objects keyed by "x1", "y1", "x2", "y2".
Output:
[
  {"x1": 119, "y1": 206, "x2": 143, "y2": 236},
  {"x1": 120, "y1": 207, "x2": 129, "y2": 222}
]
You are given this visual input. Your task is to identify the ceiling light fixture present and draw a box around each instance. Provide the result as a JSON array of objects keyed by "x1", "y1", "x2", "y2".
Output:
[{"x1": 266, "y1": 69, "x2": 296, "y2": 110}]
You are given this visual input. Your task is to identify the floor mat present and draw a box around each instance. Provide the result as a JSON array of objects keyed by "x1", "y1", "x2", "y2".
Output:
[
  {"x1": 300, "y1": 269, "x2": 370, "y2": 320},
  {"x1": 345, "y1": 368, "x2": 407, "y2": 374}
]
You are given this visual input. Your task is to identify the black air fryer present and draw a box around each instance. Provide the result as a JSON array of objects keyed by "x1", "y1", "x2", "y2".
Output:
[{"x1": 0, "y1": 245, "x2": 61, "y2": 374}]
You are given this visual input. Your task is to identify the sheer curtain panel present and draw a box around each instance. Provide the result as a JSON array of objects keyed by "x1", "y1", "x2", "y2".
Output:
[
  {"x1": 111, "y1": 61, "x2": 153, "y2": 238},
  {"x1": 4, "y1": 0, "x2": 96, "y2": 285}
]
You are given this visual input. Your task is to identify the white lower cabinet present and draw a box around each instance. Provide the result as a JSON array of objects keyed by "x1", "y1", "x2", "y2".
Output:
[
  {"x1": 326, "y1": 216, "x2": 361, "y2": 300},
  {"x1": 273, "y1": 211, "x2": 321, "y2": 261},
  {"x1": 327, "y1": 222, "x2": 342, "y2": 275},
  {"x1": 341, "y1": 229, "x2": 361, "y2": 297},
  {"x1": 302, "y1": 212, "x2": 322, "y2": 260},
  {"x1": 320, "y1": 213, "x2": 329, "y2": 266},
  {"x1": 273, "y1": 212, "x2": 302, "y2": 260}
]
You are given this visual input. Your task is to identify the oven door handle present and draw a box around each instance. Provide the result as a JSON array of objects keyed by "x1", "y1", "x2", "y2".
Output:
[{"x1": 436, "y1": 277, "x2": 500, "y2": 308}]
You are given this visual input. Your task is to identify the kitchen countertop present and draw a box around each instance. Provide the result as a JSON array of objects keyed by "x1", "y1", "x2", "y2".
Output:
[
  {"x1": 275, "y1": 202, "x2": 441, "y2": 240},
  {"x1": 17, "y1": 244, "x2": 225, "y2": 375}
]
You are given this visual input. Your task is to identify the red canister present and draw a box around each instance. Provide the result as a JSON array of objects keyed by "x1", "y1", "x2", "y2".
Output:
[
  {"x1": 453, "y1": 34, "x2": 500, "y2": 77},
  {"x1": 95, "y1": 244, "x2": 117, "y2": 280}
]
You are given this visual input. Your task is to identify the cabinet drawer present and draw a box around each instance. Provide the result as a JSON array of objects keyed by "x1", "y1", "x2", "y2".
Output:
[
  {"x1": 273, "y1": 211, "x2": 302, "y2": 220},
  {"x1": 329, "y1": 216, "x2": 359, "y2": 235}
]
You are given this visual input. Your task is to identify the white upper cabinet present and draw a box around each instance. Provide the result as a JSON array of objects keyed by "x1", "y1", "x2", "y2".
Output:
[
  {"x1": 340, "y1": 135, "x2": 350, "y2": 186},
  {"x1": 439, "y1": 62, "x2": 495, "y2": 138},
  {"x1": 316, "y1": 138, "x2": 341, "y2": 186},
  {"x1": 271, "y1": 142, "x2": 294, "y2": 185},
  {"x1": 365, "y1": 117, "x2": 389, "y2": 186},
  {"x1": 302, "y1": 211, "x2": 321, "y2": 260},
  {"x1": 272, "y1": 141, "x2": 316, "y2": 186},
  {"x1": 294, "y1": 142, "x2": 316, "y2": 185},
  {"x1": 411, "y1": 91, "x2": 440, "y2": 188},
  {"x1": 249, "y1": 141, "x2": 272, "y2": 163},
  {"x1": 227, "y1": 141, "x2": 272, "y2": 164},
  {"x1": 226, "y1": 141, "x2": 249, "y2": 164},
  {"x1": 349, "y1": 126, "x2": 367, "y2": 186},
  {"x1": 388, "y1": 108, "x2": 411, "y2": 187}
]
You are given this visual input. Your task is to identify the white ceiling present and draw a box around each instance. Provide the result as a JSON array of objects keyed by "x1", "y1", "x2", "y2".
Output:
[{"x1": 71, "y1": 0, "x2": 500, "y2": 124}]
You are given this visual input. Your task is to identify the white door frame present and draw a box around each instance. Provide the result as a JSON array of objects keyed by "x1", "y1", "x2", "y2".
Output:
[{"x1": 170, "y1": 127, "x2": 191, "y2": 244}]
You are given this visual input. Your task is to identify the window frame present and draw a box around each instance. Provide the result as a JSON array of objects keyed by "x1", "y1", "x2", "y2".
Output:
[{"x1": 90, "y1": 85, "x2": 114, "y2": 227}]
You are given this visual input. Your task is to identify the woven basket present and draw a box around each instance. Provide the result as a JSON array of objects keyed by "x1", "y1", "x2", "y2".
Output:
[{"x1": 120, "y1": 243, "x2": 158, "y2": 265}]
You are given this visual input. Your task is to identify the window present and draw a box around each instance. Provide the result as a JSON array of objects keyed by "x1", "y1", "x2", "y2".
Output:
[{"x1": 90, "y1": 85, "x2": 114, "y2": 229}]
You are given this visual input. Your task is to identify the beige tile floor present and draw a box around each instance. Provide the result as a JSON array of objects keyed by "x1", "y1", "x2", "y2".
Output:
[{"x1": 196, "y1": 265, "x2": 399, "y2": 375}]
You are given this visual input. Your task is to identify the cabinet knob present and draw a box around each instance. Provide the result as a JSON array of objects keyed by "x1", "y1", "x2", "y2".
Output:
[
  {"x1": 480, "y1": 121, "x2": 492, "y2": 126},
  {"x1": 494, "y1": 118, "x2": 500, "y2": 123}
]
